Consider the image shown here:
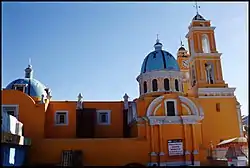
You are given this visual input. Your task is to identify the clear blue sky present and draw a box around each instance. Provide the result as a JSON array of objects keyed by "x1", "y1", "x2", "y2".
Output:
[{"x1": 2, "y1": 2, "x2": 248, "y2": 115}]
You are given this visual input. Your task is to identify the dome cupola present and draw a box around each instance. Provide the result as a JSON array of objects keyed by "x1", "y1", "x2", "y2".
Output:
[
  {"x1": 140, "y1": 36, "x2": 180, "y2": 74},
  {"x1": 5, "y1": 60, "x2": 47, "y2": 99},
  {"x1": 137, "y1": 36, "x2": 184, "y2": 97},
  {"x1": 154, "y1": 35, "x2": 163, "y2": 51}
]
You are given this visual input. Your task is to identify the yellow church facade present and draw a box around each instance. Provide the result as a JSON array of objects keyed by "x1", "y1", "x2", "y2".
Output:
[{"x1": 1, "y1": 11, "x2": 244, "y2": 166}]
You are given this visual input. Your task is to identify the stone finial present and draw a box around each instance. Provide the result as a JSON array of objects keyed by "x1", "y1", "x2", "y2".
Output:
[
  {"x1": 44, "y1": 88, "x2": 52, "y2": 100},
  {"x1": 77, "y1": 93, "x2": 83, "y2": 109},
  {"x1": 123, "y1": 93, "x2": 129, "y2": 110},
  {"x1": 78, "y1": 93, "x2": 83, "y2": 101},
  {"x1": 40, "y1": 94, "x2": 45, "y2": 104}
]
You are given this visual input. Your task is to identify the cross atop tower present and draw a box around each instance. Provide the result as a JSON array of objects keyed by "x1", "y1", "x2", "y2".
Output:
[
  {"x1": 180, "y1": 36, "x2": 184, "y2": 47},
  {"x1": 156, "y1": 34, "x2": 160, "y2": 43},
  {"x1": 28, "y1": 58, "x2": 32, "y2": 67},
  {"x1": 193, "y1": 1, "x2": 200, "y2": 14}
]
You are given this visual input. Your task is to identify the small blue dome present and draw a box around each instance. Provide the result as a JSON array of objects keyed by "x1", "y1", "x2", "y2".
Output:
[
  {"x1": 141, "y1": 47, "x2": 180, "y2": 74},
  {"x1": 5, "y1": 78, "x2": 47, "y2": 98}
]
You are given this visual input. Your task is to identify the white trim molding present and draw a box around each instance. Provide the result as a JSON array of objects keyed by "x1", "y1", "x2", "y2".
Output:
[
  {"x1": 131, "y1": 102, "x2": 138, "y2": 120},
  {"x1": 185, "y1": 26, "x2": 216, "y2": 38},
  {"x1": 146, "y1": 96, "x2": 164, "y2": 117},
  {"x1": 179, "y1": 96, "x2": 199, "y2": 116},
  {"x1": 96, "y1": 110, "x2": 111, "y2": 125},
  {"x1": 148, "y1": 115, "x2": 202, "y2": 125},
  {"x1": 153, "y1": 104, "x2": 161, "y2": 116},
  {"x1": 1, "y1": 104, "x2": 19, "y2": 119},
  {"x1": 236, "y1": 102, "x2": 244, "y2": 137},
  {"x1": 181, "y1": 103, "x2": 191, "y2": 115},
  {"x1": 54, "y1": 110, "x2": 69, "y2": 126},
  {"x1": 188, "y1": 53, "x2": 222, "y2": 63},
  {"x1": 198, "y1": 87, "x2": 236, "y2": 98},
  {"x1": 147, "y1": 162, "x2": 158, "y2": 166},
  {"x1": 156, "y1": 161, "x2": 199, "y2": 166},
  {"x1": 159, "y1": 152, "x2": 165, "y2": 156},
  {"x1": 137, "y1": 70, "x2": 184, "y2": 96},
  {"x1": 164, "y1": 99, "x2": 178, "y2": 116},
  {"x1": 149, "y1": 152, "x2": 157, "y2": 156}
]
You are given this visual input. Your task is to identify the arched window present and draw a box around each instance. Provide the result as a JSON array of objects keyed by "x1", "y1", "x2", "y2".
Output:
[
  {"x1": 166, "y1": 101, "x2": 176, "y2": 116},
  {"x1": 143, "y1": 81, "x2": 147, "y2": 93},
  {"x1": 202, "y1": 34, "x2": 210, "y2": 53},
  {"x1": 152, "y1": 79, "x2": 158, "y2": 91},
  {"x1": 175, "y1": 79, "x2": 179, "y2": 91},
  {"x1": 205, "y1": 63, "x2": 215, "y2": 84},
  {"x1": 164, "y1": 78, "x2": 170, "y2": 91}
]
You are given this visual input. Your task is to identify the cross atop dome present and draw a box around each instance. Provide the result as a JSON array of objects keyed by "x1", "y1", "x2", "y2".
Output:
[
  {"x1": 154, "y1": 34, "x2": 163, "y2": 51},
  {"x1": 28, "y1": 58, "x2": 32, "y2": 68},
  {"x1": 156, "y1": 34, "x2": 160, "y2": 43},
  {"x1": 25, "y1": 58, "x2": 33, "y2": 78}
]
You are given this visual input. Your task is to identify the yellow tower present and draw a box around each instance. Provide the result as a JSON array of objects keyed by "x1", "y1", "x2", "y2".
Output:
[
  {"x1": 177, "y1": 40, "x2": 190, "y2": 93},
  {"x1": 185, "y1": 12, "x2": 227, "y2": 89},
  {"x1": 184, "y1": 4, "x2": 243, "y2": 161}
]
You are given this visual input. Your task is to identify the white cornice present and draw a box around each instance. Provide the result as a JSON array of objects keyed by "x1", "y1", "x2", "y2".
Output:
[
  {"x1": 189, "y1": 53, "x2": 222, "y2": 62},
  {"x1": 198, "y1": 87, "x2": 236, "y2": 93},
  {"x1": 199, "y1": 96, "x2": 235, "y2": 98},
  {"x1": 148, "y1": 115, "x2": 202, "y2": 125},
  {"x1": 186, "y1": 26, "x2": 216, "y2": 38},
  {"x1": 137, "y1": 70, "x2": 183, "y2": 82},
  {"x1": 198, "y1": 87, "x2": 236, "y2": 98}
]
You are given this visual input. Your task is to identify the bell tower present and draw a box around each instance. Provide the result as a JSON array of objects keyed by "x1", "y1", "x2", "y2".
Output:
[
  {"x1": 177, "y1": 39, "x2": 190, "y2": 93},
  {"x1": 186, "y1": 3, "x2": 227, "y2": 89}
]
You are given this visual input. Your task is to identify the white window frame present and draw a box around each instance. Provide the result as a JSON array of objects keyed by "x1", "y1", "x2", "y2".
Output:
[
  {"x1": 54, "y1": 111, "x2": 69, "y2": 126},
  {"x1": 13, "y1": 83, "x2": 27, "y2": 92},
  {"x1": 164, "y1": 99, "x2": 178, "y2": 116},
  {"x1": 9, "y1": 148, "x2": 16, "y2": 165},
  {"x1": 1, "y1": 105, "x2": 19, "y2": 119},
  {"x1": 96, "y1": 110, "x2": 111, "y2": 125}
]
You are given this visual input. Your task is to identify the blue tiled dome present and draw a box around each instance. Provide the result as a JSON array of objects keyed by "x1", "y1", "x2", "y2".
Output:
[
  {"x1": 140, "y1": 41, "x2": 180, "y2": 73},
  {"x1": 5, "y1": 78, "x2": 47, "y2": 98}
]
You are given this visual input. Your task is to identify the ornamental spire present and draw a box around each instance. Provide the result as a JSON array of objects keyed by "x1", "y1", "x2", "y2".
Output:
[
  {"x1": 154, "y1": 34, "x2": 162, "y2": 51},
  {"x1": 193, "y1": 1, "x2": 200, "y2": 15},
  {"x1": 156, "y1": 34, "x2": 159, "y2": 43},
  {"x1": 25, "y1": 58, "x2": 33, "y2": 78},
  {"x1": 180, "y1": 36, "x2": 184, "y2": 47}
]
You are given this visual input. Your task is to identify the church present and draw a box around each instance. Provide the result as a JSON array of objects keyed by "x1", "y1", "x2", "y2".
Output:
[{"x1": 1, "y1": 9, "x2": 244, "y2": 166}]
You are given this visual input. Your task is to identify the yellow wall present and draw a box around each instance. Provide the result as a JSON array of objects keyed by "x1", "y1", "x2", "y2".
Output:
[
  {"x1": 1, "y1": 16, "x2": 243, "y2": 166},
  {"x1": 36, "y1": 138, "x2": 149, "y2": 166},
  {"x1": 45, "y1": 101, "x2": 124, "y2": 138},
  {"x1": 130, "y1": 122, "x2": 138, "y2": 137},
  {"x1": 199, "y1": 97, "x2": 240, "y2": 145}
]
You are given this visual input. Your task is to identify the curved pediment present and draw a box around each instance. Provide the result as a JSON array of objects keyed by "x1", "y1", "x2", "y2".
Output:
[{"x1": 145, "y1": 95, "x2": 204, "y2": 124}]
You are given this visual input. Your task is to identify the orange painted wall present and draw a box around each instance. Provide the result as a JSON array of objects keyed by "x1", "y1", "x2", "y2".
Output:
[
  {"x1": 85, "y1": 101, "x2": 124, "y2": 138},
  {"x1": 198, "y1": 97, "x2": 240, "y2": 147},
  {"x1": 2, "y1": 90, "x2": 46, "y2": 163},
  {"x1": 130, "y1": 123, "x2": 138, "y2": 137},
  {"x1": 2, "y1": 90, "x2": 45, "y2": 140},
  {"x1": 35, "y1": 138, "x2": 149, "y2": 166},
  {"x1": 45, "y1": 101, "x2": 124, "y2": 138},
  {"x1": 45, "y1": 101, "x2": 76, "y2": 138}
]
